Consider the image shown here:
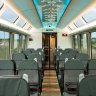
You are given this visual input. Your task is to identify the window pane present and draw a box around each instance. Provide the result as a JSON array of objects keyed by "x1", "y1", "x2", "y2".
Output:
[
  {"x1": 82, "y1": 8, "x2": 96, "y2": 23},
  {"x1": 80, "y1": 34, "x2": 87, "y2": 54},
  {"x1": 0, "y1": 8, "x2": 18, "y2": 23},
  {"x1": 28, "y1": 26, "x2": 32, "y2": 30},
  {"x1": 74, "y1": 35, "x2": 78, "y2": 50},
  {"x1": 13, "y1": 34, "x2": 19, "y2": 53},
  {"x1": 74, "y1": 18, "x2": 85, "y2": 27},
  {"x1": 23, "y1": 23, "x2": 30, "y2": 30},
  {"x1": 0, "y1": 1, "x2": 4, "y2": 9},
  {"x1": 69, "y1": 23, "x2": 77, "y2": 30},
  {"x1": 91, "y1": 32, "x2": 96, "y2": 59},
  {"x1": 16, "y1": 18, "x2": 26, "y2": 27},
  {"x1": 0, "y1": 31, "x2": 9, "y2": 59},
  {"x1": 22, "y1": 35, "x2": 26, "y2": 50}
]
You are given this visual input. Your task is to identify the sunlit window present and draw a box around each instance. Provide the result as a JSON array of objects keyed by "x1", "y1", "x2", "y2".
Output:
[
  {"x1": 74, "y1": 35, "x2": 78, "y2": 50},
  {"x1": 74, "y1": 18, "x2": 85, "y2": 27},
  {"x1": 23, "y1": 23, "x2": 30, "y2": 30},
  {"x1": 0, "y1": 31, "x2": 9, "y2": 59},
  {"x1": 69, "y1": 23, "x2": 77, "y2": 30},
  {"x1": 28, "y1": 26, "x2": 32, "y2": 30},
  {"x1": 91, "y1": 32, "x2": 96, "y2": 59},
  {"x1": 0, "y1": 8, "x2": 18, "y2": 23},
  {"x1": 80, "y1": 34, "x2": 87, "y2": 54},
  {"x1": 82, "y1": 8, "x2": 96, "y2": 23},
  {"x1": 67, "y1": 26, "x2": 72, "y2": 31},
  {"x1": 0, "y1": 1, "x2": 4, "y2": 9},
  {"x1": 13, "y1": 34, "x2": 19, "y2": 53},
  {"x1": 22, "y1": 35, "x2": 26, "y2": 50},
  {"x1": 16, "y1": 18, "x2": 26, "y2": 27}
]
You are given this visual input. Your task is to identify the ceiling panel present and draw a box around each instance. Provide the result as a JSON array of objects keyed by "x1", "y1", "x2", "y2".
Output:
[
  {"x1": 33, "y1": 0, "x2": 71, "y2": 28},
  {"x1": 57, "y1": 0, "x2": 94, "y2": 29},
  {"x1": 10, "y1": 0, "x2": 42, "y2": 28}
]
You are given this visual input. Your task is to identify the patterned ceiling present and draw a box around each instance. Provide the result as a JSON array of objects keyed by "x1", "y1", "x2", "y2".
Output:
[{"x1": 33, "y1": 0, "x2": 71, "y2": 28}]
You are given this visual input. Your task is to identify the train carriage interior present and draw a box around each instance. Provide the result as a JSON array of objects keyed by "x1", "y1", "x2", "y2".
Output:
[{"x1": 0, "y1": 0, "x2": 96, "y2": 96}]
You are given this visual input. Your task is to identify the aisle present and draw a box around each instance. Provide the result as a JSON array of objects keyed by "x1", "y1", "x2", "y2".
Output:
[{"x1": 42, "y1": 70, "x2": 61, "y2": 96}]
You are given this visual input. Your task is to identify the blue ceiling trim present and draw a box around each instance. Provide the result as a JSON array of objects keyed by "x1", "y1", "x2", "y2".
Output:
[{"x1": 33, "y1": 0, "x2": 71, "y2": 28}]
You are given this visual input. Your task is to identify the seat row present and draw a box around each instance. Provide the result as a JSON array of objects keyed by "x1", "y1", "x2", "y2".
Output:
[
  {"x1": 55, "y1": 48, "x2": 96, "y2": 96},
  {"x1": 0, "y1": 59, "x2": 42, "y2": 96},
  {"x1": 55, "y1": 48, "x2": 89, "y2": 77},
  {"x1": 0, "y1": 74, "x2": 95, "y2": 96},
  {"x1": 0, "y1": 76, "x2": 31, "y2": 96},
  {"x1": 12, "y1": 48, "x2": 45, "y2": 74},
  {"x1": 0, "y1": 48, "x2": 44, "y2": 96}
]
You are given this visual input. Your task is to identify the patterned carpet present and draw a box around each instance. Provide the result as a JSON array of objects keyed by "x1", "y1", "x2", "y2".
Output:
[{"x1": 42, "y1": 69, "x2": 61, "y2": 96}]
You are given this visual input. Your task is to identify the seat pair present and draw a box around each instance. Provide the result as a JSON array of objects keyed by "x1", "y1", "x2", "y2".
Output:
[
  {"x1": 60, "y1": 59, "x2": 88, "y2": 96},
  {"x1": 0, "y1": 76, "x2": 38, "y2": 96}
]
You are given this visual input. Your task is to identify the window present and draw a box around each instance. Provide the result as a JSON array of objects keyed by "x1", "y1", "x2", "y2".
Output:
[
  {"x1": 69, "y1": 23, "x2": 77, "y2": 30},
  {"x1": 74, "y1": 35, "x2": 78, "y2": 50},
  {"x1": 16, "y1": 18, "x2": 26, "y2": 27},
  {"x1": 0, "y1": 31, "x2": 9, "y2": 59},
  {"x1": 80, "y1": 34, "x2": 87, "y2": 54},
  {"x1": 91, "y1": 32, "x2": 96, "y2": 59},
  {"x1": 23, "y1": 23, "x2": 30, "y2": 30},
  {"x1": 22, "y1": 35, "x2": 26, "y2": 50},
  {"x1": 0, "y1": 1, "x2": 4, "y2": 9},
  {"x1": 13, "y1": 34, "x2": 19, "y2": 53},
  {"x1": 82, "y1": 8, "x2": 96, "y2": 23},
  {"x1": 74, "y1": 18, "x2": 85, "y2": 27},
  {"x1": 0, "y1": 8, "x2": 18, "y2": 23},
  {"x1": 28, "y1": 26, "x2": 32, "y2": 30}
]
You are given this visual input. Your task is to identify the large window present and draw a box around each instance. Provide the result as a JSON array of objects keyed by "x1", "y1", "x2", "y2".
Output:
[
  {"x1": 0, "y1": 31, "x2": 9, "y2": 59},
  {"x1": 82, "y1": 8, "x2": 96, "y2": 23},
  {"x1": 23, "y1": 23, "x2": 30, "y2": 30},
  {"x1": 16, "y1": 18, "x2": 26, "y2": 28},
  {"x1": 0, "y1": 8, "x2": 18, "y2": 23},
  {"x1": 74, "y1": 18, "x2": 85, "y2": 27},
  {"x1": 80, "y1": 34, "x2": 87, "y2": 54},
  {"x1": 69, "y1": 23, "x2": 77, "y2": 30},
  {"x1": 74, "y1": 35, "x2": 78, "y2": 50},
  {"x1": 13, "y1": 34, "x2": 19, "y2": 53},
  {"x1": 22, "y1": 35, "x2": 26, "y2": 50},
  {"x1": 91, "y1": 32, "x2": 96, "y2": 59},
  {"x1": 0, "y1": 1, "x2": 4, "y2": 9}
]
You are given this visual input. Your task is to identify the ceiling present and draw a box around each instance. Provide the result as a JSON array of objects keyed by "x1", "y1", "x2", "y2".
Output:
[
  {"x1": 33, "y1": 0, "x2": 70, "y2": 28},
  {"x1": 8, "y1": 0, "x2": 95, "y2": 30},
  {"x1": 57, "y1": 0, "x2": 94, "y2": 28},
  {"x1": 8, "y1": 0, "x2": 42, "y2": 28}
]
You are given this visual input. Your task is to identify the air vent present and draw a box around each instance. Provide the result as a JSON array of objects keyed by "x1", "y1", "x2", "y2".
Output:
[{"x1": 46, "y1": 29, "x2": 53, "y2": 31}]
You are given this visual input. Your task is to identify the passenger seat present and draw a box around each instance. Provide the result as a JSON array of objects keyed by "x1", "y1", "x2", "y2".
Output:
[
  {"x1": 0, "y1": 60, "x2": 15, "y2": 75},
  {"x1": 0, "y1": 76, "x2": 30, "y2": 96},
  {"x1": 78, "y1": 75, "x2": 96, "y2": 96},
  {"x1": 61, "y1": 59, "x2": 87, "y2": 95}
]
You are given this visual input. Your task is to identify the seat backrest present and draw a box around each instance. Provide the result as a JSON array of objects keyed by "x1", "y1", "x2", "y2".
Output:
[
  {"x1": 22, "y1": 50, "x2": 32, "y2": 57},
  {"x1": 64, "y1": 59, "x2": 87, "y2": 90},
  {"x1": 63, "y1": 48, "x2": 73, "y2": 53},
  {"x1": 0, "y1": 60, "x2": 15, "y2": 75},
  {"x1": 69, "y1": 50, "x2": 78, "y2": 56},
  {"x1": 18, "y1": 60, "x2": 39, "y2": 84},
  {"x1": 76, "y1": 53, "x2": 89, "y2": 60},
  {"x1": 78, "y1": 75, "x2": 96, "y2": 96},
  {"x1": 0, "y1": 76, "x2": 29, "y2": 96},
  {"x1": 27, "y1": 48, "x2": 35, "y2": 53},
  {"x1": 12, "y1": 53, "x2": 26, "y2": 60},
  {"x1": 36, "y1": 48, "x2": 43, "y2": 52},
  {"x1": 27, "y1": 53, "x2": 42, "y2": 69},
  {"x1": 58, "y1": 53, "x2": 75, "y2": 70},
  {"x1": 88, "y1": 59, "x2": 96, "y2": 75},
  {"x1": 28, "y1": 53, "x2": 42, "y2": 61},
  {"x1": 59, "y1": 53, "x2": 75, "y2": 61}
]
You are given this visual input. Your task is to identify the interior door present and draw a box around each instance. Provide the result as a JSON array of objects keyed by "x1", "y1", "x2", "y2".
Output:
[{"x1": 42, "y1": 33, "x2": 57, "y2": 70}]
